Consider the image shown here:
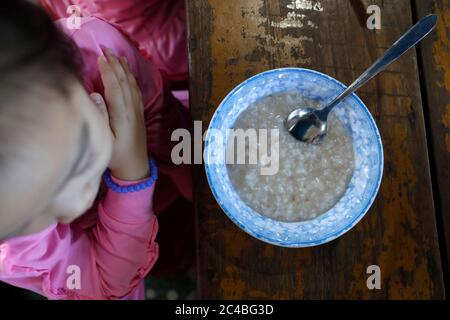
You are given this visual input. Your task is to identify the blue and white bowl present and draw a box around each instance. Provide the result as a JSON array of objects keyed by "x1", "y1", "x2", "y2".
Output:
[{"x1": 204, "y1": 68, "x2": 383, "y2": 247}]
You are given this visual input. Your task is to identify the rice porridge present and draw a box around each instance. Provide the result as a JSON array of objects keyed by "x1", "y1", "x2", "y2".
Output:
[{"x1": 226, "y1": 92, "x2": 355, "y2": 222}]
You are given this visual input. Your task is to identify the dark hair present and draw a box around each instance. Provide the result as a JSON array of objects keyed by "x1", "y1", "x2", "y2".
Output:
[
  {"x1": 0, "y1": 1, "x2": 82, "y2": 181},
  {"x1": 0, "y1": 0, "x2": 81, "y2": 91}
]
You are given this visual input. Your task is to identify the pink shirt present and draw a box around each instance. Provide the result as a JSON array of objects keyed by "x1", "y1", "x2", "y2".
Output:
[
  {"x1": 0, "y1": 177, "x2": 158, "y2": 300},
  {"x1": 0, "y1": 16, "x2": 191, "y2": 299}
]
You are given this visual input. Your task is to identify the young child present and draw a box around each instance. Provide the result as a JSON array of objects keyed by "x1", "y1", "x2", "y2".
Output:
[{"x1": 0, "y1": 1, "x2": 191, "y2": 299}]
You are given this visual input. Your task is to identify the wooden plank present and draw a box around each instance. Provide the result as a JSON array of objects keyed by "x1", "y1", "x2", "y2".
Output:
[
  {"x1": 414, "y1": 0, "x2": 450, "y2": 280},
  {"x1": 187, "y1": 0, "x2": 445, "y2": 298}
]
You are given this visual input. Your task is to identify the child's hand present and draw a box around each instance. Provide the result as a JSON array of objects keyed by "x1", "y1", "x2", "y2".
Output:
[{"x1": 94, "y1": 48, "x2": 150, "y2": 181}]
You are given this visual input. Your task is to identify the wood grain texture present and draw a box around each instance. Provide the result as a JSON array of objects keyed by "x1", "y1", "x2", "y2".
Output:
[
  {"x1": 187, "y1": 0, "x2": 445, "y2": 299},
  {"x1": 415, "y1": 0, "x2": 450, "y2": 277}
]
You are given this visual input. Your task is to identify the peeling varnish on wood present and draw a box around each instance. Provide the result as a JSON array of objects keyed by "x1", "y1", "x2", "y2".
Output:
[
  {"x1": 271, "y1": 0, "x2": 322, "y2": 29},
  {"x1": 376, "y1": 124, "x2": 432, "y2": 298},
  {"x1": 270, "y1": 12, "x2": 318, "y2": 29},
  {"x1": 210, "y1": 0, "x2": 313, "y2": 103},
  {"x1": 287, "y1": 0, "x2": 323, "y2": 11},
  {"x1": 347, "y1": 123, "x2": 435, "y2": 298}
]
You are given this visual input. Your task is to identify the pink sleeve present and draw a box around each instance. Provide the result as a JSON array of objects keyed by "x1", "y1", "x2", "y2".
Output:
[{"x1": 0, "y1": 178, "x2": 158, "y2": 300}]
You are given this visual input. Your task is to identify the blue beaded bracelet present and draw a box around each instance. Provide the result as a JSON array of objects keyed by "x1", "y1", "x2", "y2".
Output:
[{"x1": 103, "y1": 159, "x2": 158, "y2": 193}]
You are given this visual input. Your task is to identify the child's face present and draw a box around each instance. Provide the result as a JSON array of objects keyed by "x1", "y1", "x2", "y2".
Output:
[{"x1": 0, "y1": 82, "x2": 113, "y2": 240}]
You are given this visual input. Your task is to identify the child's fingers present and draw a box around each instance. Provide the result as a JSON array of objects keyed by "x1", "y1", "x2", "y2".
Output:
[
  {"x1": 104, "y1": 49, "x2": 127, "y2": 84},
  {"x1": 98, "y1": 55, "x2": 126, "y2": 119},
  {"x1": 119, "y1": 56, "x2": 134, "y2": 82},
  {"x1": 119, "y1": 56, "x2": 142, "y2": 109},
  {"x1": 103, "y1": 49, "x2": 132, "y2": 106},
  {"x1": 90, "y1": 93, "x2": 116, "y2": 137}
]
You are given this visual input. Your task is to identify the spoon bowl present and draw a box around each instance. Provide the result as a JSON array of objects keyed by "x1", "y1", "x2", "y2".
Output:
[{"x1": 285, "y1": 107, "x2": 327, "y2": 144}]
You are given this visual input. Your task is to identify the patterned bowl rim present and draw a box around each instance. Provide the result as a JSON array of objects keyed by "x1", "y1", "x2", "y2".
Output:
[{"x1": 204, "y1": 67, "x2": 384, "y2": 247}]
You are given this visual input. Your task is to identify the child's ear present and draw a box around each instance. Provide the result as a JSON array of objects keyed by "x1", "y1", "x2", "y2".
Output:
[{"x1": 90, "y1": 92, "x2": 109, "y2": 123}]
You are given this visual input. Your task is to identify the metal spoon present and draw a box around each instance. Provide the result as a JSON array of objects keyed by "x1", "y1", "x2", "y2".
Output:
[{"x1": 285, "y1": 14, "x2": 438, "y2": 144}]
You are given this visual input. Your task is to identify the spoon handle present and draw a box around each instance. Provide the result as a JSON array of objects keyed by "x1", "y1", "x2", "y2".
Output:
[{"x1": 320, "y1": 14, "x2": 438, "y2": 116}]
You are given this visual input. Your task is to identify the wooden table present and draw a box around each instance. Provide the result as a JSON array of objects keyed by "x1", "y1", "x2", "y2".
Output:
[{"x1": 187, "y1": 0, "x2": 449, "y2": 299}]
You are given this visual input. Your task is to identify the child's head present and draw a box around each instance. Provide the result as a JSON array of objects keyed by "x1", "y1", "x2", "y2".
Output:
[{"x1": 0, "y1": 1, "x2": 113, "y2": 240}]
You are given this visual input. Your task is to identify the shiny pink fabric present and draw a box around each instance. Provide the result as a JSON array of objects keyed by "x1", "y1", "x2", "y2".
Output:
[
  {"x1": 40, "y1": 0, "x2": 188, "y2": 81},
  {"x1": 0, "y1": 16, "x2": 192, "y2": 299}
]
